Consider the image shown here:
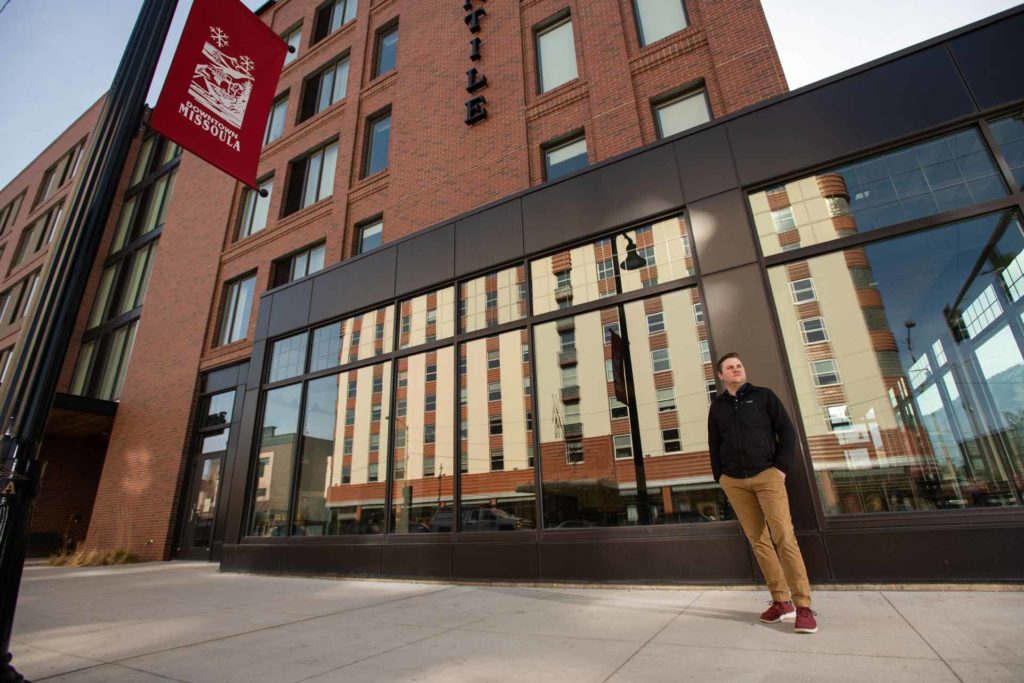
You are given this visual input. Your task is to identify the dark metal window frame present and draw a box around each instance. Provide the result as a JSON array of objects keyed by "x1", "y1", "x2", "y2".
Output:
[
  {"x1": 284, "y1": 137, "x2": 340, "y2": 215},
  {"x1": 371, "y1": 18, "x2": 399, "y2": 81},
  {"x1": 542, "y1": 128, "x2": 587, "y2": 182},
  {"x1": 632, "y1": 0, "x2": 690, "y2": 48},
  {"x1": 743, "y1": 105, "x2": 1024, "y2": 533},
  {"x1": 299, "y1": 54, "x2": 350, "y2": 123},
  {"x1": 651, "y1": 81, "x2": 711, "y2": 140},
  {"x1": 533, "y1": 9, "x2": 574, "y2": 95},
  {"x1": 243, "y1": 207, "x2": 727, "y2": 543}
]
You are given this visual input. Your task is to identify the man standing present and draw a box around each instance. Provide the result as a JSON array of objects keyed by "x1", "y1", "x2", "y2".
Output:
[{"x1": 708, "y1": 352, "x2": 817, "y2": 634}]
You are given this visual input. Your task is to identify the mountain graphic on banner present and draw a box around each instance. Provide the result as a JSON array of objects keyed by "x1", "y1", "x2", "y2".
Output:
[{"x1": 188, "y1": 30, "x2": 254, "y2": 129}]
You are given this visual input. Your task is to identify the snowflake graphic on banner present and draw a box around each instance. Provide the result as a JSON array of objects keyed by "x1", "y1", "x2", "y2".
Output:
[{"x1": 210, "y1": 26, "x2": 229, "y2": 48}]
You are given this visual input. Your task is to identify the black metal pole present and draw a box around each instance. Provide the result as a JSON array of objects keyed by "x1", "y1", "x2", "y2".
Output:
[{"x1": 0, "y1": 2, "x2": 178, "y2": 680}]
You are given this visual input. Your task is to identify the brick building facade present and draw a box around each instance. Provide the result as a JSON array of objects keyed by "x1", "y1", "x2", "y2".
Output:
[{"x1": 4, "y1": 1, "x2": 1022, "y2": 583}]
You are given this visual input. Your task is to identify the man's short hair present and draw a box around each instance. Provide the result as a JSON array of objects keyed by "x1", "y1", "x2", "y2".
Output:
[{"x1": 716, "y1": 352, "x2": 741, "y2": 373}]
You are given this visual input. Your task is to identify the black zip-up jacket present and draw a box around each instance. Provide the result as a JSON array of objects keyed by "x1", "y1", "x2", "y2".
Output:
[{"x1": 707, "y1": 383, "x2": 797, "y2": 482}]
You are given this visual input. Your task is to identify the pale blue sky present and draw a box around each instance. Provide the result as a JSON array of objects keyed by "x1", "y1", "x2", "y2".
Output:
[{"x1": 0, "y1": 0, "x2": 1019, "y2": 190}]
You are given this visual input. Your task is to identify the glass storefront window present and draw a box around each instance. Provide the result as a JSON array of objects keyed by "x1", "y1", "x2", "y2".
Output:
[
  {"x1": 534, "y1": 288, "x2": 731, "y2": 528},
  {"x1": 292, "y1": 362, "x2": 391, "y2": 535},
  {"x1": 398, "y1": 286, "x2": 456, "y2": 349},
  {"x1": 531, "y1": 214, "x2": 694, "y2": 315},
  {"x1": 249, "y1": 383, "x2": 302, "y2": 536},
  {"x1": 308, "y1": 304, "x2": 394, "y2": 372},
  {"x1": 202, "y1": 390, "x2": 235, "y2": 428},
  {"x1": 989, "y1": 111, "x2": 1024, "y2": 190},
  {"x1": 268, "y1": 332, "x2": 308, "y2": 383},
  {"x1": 460, "y1": 265, "x2": 527, "y2": 334},
  {"x1": 459, "y1": 330, "x2": 536, "y2": 531},
  {"x1": 391, "y1": 348, "x2": 455, "y2": 532},
  {"x1": 768, "y1": 209, "x2": 1024, "y2": 515},
  {"x1": 749, "y1": 128, "x2": 1007, "y2": 257}
]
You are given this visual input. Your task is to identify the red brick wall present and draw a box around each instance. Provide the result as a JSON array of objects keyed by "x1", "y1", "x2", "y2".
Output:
[{"x1": 30, "y1": 435, "x2": 108, "y2": 553}]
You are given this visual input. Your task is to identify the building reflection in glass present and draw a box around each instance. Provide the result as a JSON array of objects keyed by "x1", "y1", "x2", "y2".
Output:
[
  {"x1": 458, "y1": 330, "x2": 536, "y2": 531},
  {"x1": 391, "y1": 348, "x2": 455, "y2": 532},
  {"x1": 534, "y1": 287, "x2": 732, "y2": 528},
  {"x1": 768, "y1": 208, "x2": 1024, "y2": 514}
]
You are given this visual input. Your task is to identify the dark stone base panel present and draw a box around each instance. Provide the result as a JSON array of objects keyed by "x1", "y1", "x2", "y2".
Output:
[
  {"x1": 538, "y1": 536, "x2": 754, "y2": 583},
  {"x1": 382, "y1": 543, "x2": 453, "y2": 579},
  {"x1": 824, "y1": 526, "x2": 1024, "y2": 582},
  {"x1": 453, "y1": 542, "x2": 539, "y2": 581}
]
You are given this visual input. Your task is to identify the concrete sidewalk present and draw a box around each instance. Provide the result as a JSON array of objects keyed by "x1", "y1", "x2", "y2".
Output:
[{"x1": 10, "y1": 562, "x2": 1023, "y2": 682}]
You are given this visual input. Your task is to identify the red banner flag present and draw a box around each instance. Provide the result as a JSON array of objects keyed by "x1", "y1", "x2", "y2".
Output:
[{"x1": 150, "y1": 0, "x2": 286, "y2": 188}]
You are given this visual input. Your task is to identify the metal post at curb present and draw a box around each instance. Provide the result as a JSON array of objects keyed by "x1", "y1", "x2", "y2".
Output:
[{"x1": 0, "y1": 2, "x2": 178, "y2": 680}]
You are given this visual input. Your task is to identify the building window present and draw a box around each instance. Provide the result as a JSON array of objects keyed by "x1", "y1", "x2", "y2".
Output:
[
  {"x1": 35, "y1": 138, "x2": 86, "y2": 208},
  {"x1": 603, "y1": 322, "x2": 620, "y2": 344},
  {"x1": 238, "y1": 178, "x2": 273, "y2": 239},
  {"x1": 654, "y1": 89, "x2": 711, "y2": 139},
  {"x1": 772, "y1": 206, "x2": 797, "y2": 232},
  {"x1": 790, "y1": 278, "x2": 817, "y2": 303},
  {"x1": 613, "y1": 434, "x2": 632, "y2": 460},
  {"x1": 662, "y1": 428, "x2": 682, "y2": 452},
  {"x1": 368, "y1": 463, "x2": 378, "y2": 482},
  {"x1": 217, "y1": 273, "x2": 256, "y2": 345},
  {"x1": 634, "y1": 0, "x2": 688, "y2": 47},
  {"x1": 268, "y1": 332, "x2": 308, "y2": 383},
  {"x1": 286, "y1": 141, "x2": 338, "y2": 214},
  {"x1": 651, "y1": 348, "x2": 671, "y2": 372},
  {"x1": 609, "y1": 396, "x2": 628, "y2": 419},
  {"x1": 111, "y1": 169, "x2": 177, "y2": 253},
  {"x1": 699, "y1": 339, "x2": 711, "y2": 364},
  {"x1": 597, "y1": 258, "x2": 615, "y2": 281},
  {"x1": 489, "y1": 414, "x2": 503, "y2": 435},
  {"x1": 363, "y1": 110, "x2": 391, "y2": 177},
  {"x1": 397, "y1": 370, "x2": 408, "y2": 387},
  {"x1": 372, "y1": 374, "x2": 383, "y2": 393},
  {"x1": 0, "y1": 347, "x2": 12, "y2": 387},
  {"x1": 565, "y1": 440, "x2": 584, "y2": 464},
  {"x1": 371, "y1": 403, "x2": 381, "y2": 421},
  {"x1": 300, "y1": 57, "x2": 349, "y2": 121},
  {"x1": 961, "y1": 284, "x2": 1002, "y2": 338},
  {"x1": 800, "y1": 317, "x2": 829, "y2": 344},
  {"x1": 283, "y1": 26, "x2": 301, "y2": 65},
  {"x1": 488, "y1": 381, "x2": 501, "y2": 401},
  {"x1": 313, "y1": 0, "x2": 357, "y2": 45},
  {"x1": 425, "y1": 363, "x2": 437, "y2": 382},
  {"x1": 749, "y1": 128, "x2": 1007, "y2": 258},
  {"x1": 358, "y1": 219, "x2": 383, "y2": 254},
  {"x1": 824, "y1": 405, "x2": 854, "y2": 432},
  {"x1": 264, "y1": 96, "x2": 288, "y2": 144},
  {"x1": 544, "y1": 134, "x2": 587, "y2": 181},
  {"x1": 424, "y1": 424, "x2": 436, "y2": 443},
  {"x1": 8, "y1": 202, "x2": 63, "y2": 275},
  {"x1": 646, "y1": 312, "x2": 665, "y2": 335},
  {"x1": 273, "y1": 242, "x2": 325, "y2": 287},
  {"x1": 69, "y1": 319, "x2": 139, "y2": 401},
  {"x1": 692, "y1": 302, "x2": 703, "y2": 324},
  {"x1": 536, "y1": 15, "x2": 577, "y2": 93},
  {"x1": 657, "y1": 388, "x2": 675, "y2": 412},
  {"x1": 810, "y1": 359, "x2": 841, "y2": 386},
  {"x1": 487, "y1": 350, "x2": 500, "y2": 369},
  {"x1": 0, "y1": 192, "x2": 25, "y2": 237},
  {"x1": 373, "y1": 22, "x2": 398, "y2": 78},
  {"x1": 490, "y1": 449, "x2": 504, "y2": 471},
  {"x1": 706, "y1": 379, "x2": 717, "y2": 402},
  {"x1": 424, "y1": 393, "x2": 436, "y2": 412}
]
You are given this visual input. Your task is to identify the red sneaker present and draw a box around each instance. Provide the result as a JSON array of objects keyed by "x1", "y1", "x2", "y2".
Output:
[
  {"x1": 794, "y1": 606, "x2": 818, "y2": 633},
  {"x1": 759, "y1": 600, "x2": 796, "y2": 623}
]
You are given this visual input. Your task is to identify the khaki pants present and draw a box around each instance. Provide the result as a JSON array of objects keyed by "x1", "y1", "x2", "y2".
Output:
[{"x1": 719, "y1": 468, "x2": 811, "y2": 607}]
